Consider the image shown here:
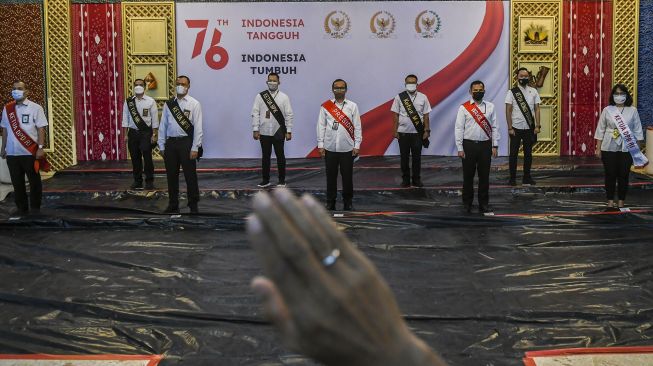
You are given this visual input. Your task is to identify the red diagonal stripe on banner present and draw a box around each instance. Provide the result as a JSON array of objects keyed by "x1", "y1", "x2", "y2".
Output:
[{"x1": 307, "y1": 1, "x2": 504, "y2": 157}]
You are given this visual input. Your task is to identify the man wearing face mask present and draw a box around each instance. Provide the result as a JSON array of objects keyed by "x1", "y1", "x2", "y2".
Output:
[
  {"x1": 317, "y1": 79, "x2": 363, "y2": 211},
  {"x1": 0, "y1": 81, "x2": 49, "y2": 216},
  {"x1": 158, "y1": 75, "x2": 203, "y2": 214},
  {"x1": 505, "y1": 67, "x2": 541, "y2": 186},
  {"x1": 455, "y1": 80, "x2": 499, "y2": 213},
  {"x1": 251, "y1": 72, "x2": 294, "y2": 188},
  {"x1": 122, "y1": 78, "x2": 159, "y2": 190},
  {"x1": 391, "y1": 74, "x2": 432, "y2": 187}
]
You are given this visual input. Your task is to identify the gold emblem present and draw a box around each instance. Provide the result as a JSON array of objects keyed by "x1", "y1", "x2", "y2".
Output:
[
  {"x1": 370, "y1": 11, "x2": 396, "y2": 39},
  {"x1": 523, "y1": 23, "x2": 549, "y2": 45},
  {"x1": 415, "y1": 10, "x2": 441, "y2": 38},
  {"x1": 324, "y1": 11, "x2": 351, "y2": 39}
]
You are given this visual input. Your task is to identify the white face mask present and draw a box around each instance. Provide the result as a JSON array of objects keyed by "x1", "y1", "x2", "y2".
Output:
[
  {"x1": 176, "y1": 85, "x2": 187, "y2": 95},
  {"x1": 613, "y1": 94, "x2": 627, "y2": 104},
  {"x1": 134, "y1": 85, "x2": 145, "y2": 95},
  {"x1": 11, "y1": 90, "x2": 24, "y2": 100},
  {"x1": 405, "y1": 83, "x2": 417, "y2": 93},
  {"x1": 267, "y1": 81, "x2": 279, "y2": 91}
]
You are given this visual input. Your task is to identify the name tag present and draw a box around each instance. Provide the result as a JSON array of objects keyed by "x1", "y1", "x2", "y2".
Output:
[
  {"x1": 332, "y1": 122, "x2": 339, "y2": 130},
  {"x1": 184, "y1": 109, "x2": 191, "y2": 118},
  {"x1": 265, "y1": 110, "x2": 270, "y2": 119},
  {"x1": 142, "y1": 108, "x2": 149, "y2": 117},
  {"x1": 21, "y1": 114, "x2": 29, "y2": 124}
]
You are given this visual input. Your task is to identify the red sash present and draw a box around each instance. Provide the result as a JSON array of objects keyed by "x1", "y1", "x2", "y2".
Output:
[
  {"x1": 4, "y1": 101, "x2": 51, "y2": 172},
  {"x1": 322, "y1": 100, "x2": 355, "y2": 140},
  {"x1": 462, "y1": 101, "x2": 492, "y2": 139}
]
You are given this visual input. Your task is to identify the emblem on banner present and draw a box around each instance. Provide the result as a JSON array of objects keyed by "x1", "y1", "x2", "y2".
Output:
[
  {"x1": 370, "y1": 11, "x2": 396, "y2": 39},
  {"x1": 324, "y1": 11, "x2": 351, "y2": 39},
  {"x1": 415, "y1": 10, "x2": 441, "y2": 38}
]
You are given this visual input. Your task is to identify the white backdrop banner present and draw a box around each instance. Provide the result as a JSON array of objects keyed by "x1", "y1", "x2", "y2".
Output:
[{"x1": 175, "y1": 1, "x2": 509, "y2": 158}]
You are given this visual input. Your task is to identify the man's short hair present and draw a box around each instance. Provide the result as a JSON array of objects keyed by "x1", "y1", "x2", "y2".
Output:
[
  {"x1": 332, "y1": 79, "x2": 347, "y2": 89},
  {"x1": 178, "y1": 75, "x2": 191, "y2": 84}
]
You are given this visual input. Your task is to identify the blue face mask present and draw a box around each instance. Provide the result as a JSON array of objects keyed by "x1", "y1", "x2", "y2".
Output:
[{"x1": 11, "y1": 89, "x2": 24, "y2": 100}]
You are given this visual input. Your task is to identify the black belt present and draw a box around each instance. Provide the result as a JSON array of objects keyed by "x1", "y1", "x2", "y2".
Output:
[
  {"x1": 167, "y1": 136, "x2": 190, "y2": 140},
  {"x1": 463, "y1": 139, "x2": 490, "y2": 144}
]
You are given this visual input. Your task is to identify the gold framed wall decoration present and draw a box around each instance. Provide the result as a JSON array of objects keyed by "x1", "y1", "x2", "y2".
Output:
[
  {"x1": 537, "y1": 105, "x2": 554, "y2": 142},
  {"x1": 518, "y1": 61, "x2": 555, "y2": 98},
  {"x1": 131, "y1": 63, "x2": 169, "y2": 100},
  {"x1": 518, "y1": 16, "x2": 554, "y2": 54},
  {"x1": 130, "y1": 17, "x2": 168, "y2": 56}
]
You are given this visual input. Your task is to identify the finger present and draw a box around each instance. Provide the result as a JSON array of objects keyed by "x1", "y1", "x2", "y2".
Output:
[
  {"x1": 300, "y1": 193, "x2": 370, "y2": 269},
  {"x1": 272, "y1": 188, "x2": 341, "y2": 264},
  {"x1": 251, "y1": 191, "x2": 326, "y2": 281},
  {"x1": 247, "y1": 214, "x2": 313, "y2": 305}
]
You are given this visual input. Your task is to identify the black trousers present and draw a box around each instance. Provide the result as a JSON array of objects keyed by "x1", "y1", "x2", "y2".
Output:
[
  {"x1": 398, "y1": 132, "x2": 422, "y2": 181},
  {"x1": 509, "y1": 128, "x2": 534, "y2": 180},
  {"x1": 601, "y1": 151, "x2": 633, "y2": 200},
  {"x1": 260, "y1": 134, "x2": 285, "y2": 182},
  {"x1": 164, "y1": 136, "x2": 199, "y2": 207},
  {"x1": 127, "y1": 128, "x2": 154, "y2": 184},
  {"x1": 325, "y1": 150, "x2": 354, "y2": 203},
  {"x1": 462, "y1": 140, "x2": 492, "y2": 208},
  {"x1": 6, "y1": 155, "x2": 42, "y2": 211}
]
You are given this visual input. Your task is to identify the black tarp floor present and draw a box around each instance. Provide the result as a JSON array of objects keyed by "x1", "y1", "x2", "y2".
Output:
[{"x1": 1, "y1": 157, "x2": 652, "y2": 365}]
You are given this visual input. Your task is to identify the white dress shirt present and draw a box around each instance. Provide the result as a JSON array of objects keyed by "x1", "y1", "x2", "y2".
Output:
[
  {"x1": 505, "y1": 85, "x2": 541, "y2": 130},
  {"x1": 1, "y1": 99, "x2": 48, "y2": 156},
  {"x1": 251, "y1": 90, "x2": 294, "y2": 136},
  {"x1": 455, "y1": 99, "x2": 499, "y2": 151},
  {"x1": 390, "y1": 91, "x2": 432, "y2": 133},
  {"x1": 158, "y1": 94, "x2": 203, "y2": 152},
  {"x1": 317, "y1": 99, "x2": 363, "y2": 152},
  {"x1": 122, "y1": 94, "x2": 159, "y2": 130},
  {"x1": 594, "y1": 106, "x2": 644, "y2": 152}
]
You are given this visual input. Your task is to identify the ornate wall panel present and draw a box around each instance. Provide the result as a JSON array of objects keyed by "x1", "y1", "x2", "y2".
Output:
[
  {"x1": 122, "y1": 1, "x2": 176, "y2": 160},
  {"x1": 612, "y1": 0, "x2": 639, "y2": 105},
  {"x1": 637, "y1": 0, "x2": 651, "y2": 127},
  {"x1": 511, "y1": 1, "x2": 562, "y2": 156},
  {"x1": 0, "y1": 3, "x2": 47, "y2": 114},
  {"x1": 561, "y1": 0, "x2": 612, "y2": 156},
  {"x1": 44, "y1": 0, "x2": 76, "y2": 170},
  {"x1": 71, "y1": 3, "x2": 125, "y2": 161}
]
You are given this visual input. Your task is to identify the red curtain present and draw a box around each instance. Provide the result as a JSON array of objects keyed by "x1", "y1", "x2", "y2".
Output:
[
  {"x1": 71, "y1": 3, "x2": 125, "y2": 161},
  {"x1": 562, "y1": 0, "x2": 613, "y2": 156}
]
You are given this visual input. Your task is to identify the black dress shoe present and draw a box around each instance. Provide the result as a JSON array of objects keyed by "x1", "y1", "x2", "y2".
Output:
[
  {"x1": 144, "y1": 182, "x2": 155, "y2": 190},
  {"x1": 130, "y1": 182, "x2": 144, "y2": 190},
  {"x1": 508, "y1": 178, "x2": 517, "y2": 186},
  {"x1": 464, "y1": 204, "x2": 472, "y2": 213},
  {"x1": 522, "y1": 177, "x2": 536, "y2": 186},
  {"x1": 479, "y1": 206, "x2": 492, "y2": 214},
  {"x1": 189, "y1": 204, "x2": 199, "y2": 215},
  {"x1": 412, "y1": 179, "x2": 424, "y2": 188},
  {"x1": 400, "y1": 180, "x2": 410, "y2": 188},
  {"x1": 343, "y1": 202, "x2": 353, "y2": 211},
  {"x1": 163, "y1": 205, "x2": 180, "y2": 214},
  {"x1": 325, "y1": 201, "x2": 336, "y2": 210},
  {"x1": 9, "y1": 208, "x2": 29, "y2": 217},
  {"x1": 257, "y1": 181, "x2": 271, "y2": 188}
]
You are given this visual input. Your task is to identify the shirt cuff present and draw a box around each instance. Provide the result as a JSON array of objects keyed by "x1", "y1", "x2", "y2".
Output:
[
  {"x1": 286, "y1": 128, "x2": 291, "y2": 133},
  {"x1": 354, "y1": 142, "x2": 361, "y2": 149},
  {"x1": 191, "y1": 144, "x2": 200, "y2": 152},
  {"x1": 318, "y1": 142, "x2": 324, "y2": 149},
  {"x1": 456, "y1": 144, "x2": 463, "y2": 152}
]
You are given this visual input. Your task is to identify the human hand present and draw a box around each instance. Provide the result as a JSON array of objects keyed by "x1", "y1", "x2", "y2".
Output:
[{"x1": 247, "y1": 189, "x2": 448, "y2": 366}]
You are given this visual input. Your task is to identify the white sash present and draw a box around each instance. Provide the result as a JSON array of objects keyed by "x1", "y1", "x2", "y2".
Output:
[{"x1": 608, "y1": 105, "x2": 648, "y2": 167}]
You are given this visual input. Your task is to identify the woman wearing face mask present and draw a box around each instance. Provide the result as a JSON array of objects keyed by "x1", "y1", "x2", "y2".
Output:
[{"x1": 594, "y1": 84, "x2": 645, "y2": 209}]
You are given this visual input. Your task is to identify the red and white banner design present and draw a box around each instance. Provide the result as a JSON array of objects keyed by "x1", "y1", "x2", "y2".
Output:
[
  {"x1": 524, "y1": 346, "x2": 653, "y2": 366},
  {"x1": 0, "y1": 355, "x2": 162, "y2": 366},
  {"x1": 175, "y1": 1, "x2": 509, "y2": 158}
]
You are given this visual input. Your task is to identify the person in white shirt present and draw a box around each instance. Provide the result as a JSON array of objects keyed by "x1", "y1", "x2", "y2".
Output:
[
  {"x1": 251, "y1": 72, "x2": 294, "y2": 188},
  {"x1": 0, "y1": 81, "x2": 48, "y2": 216},
  {"x1": 455, "y1": 80, "x2": 499, "y2": 213},
  {"x1": 317, "y1": 79, "x2": 362, "y2": 211},
  {"x1": 391, "y1": 74, "x2": 431, "y2": 187},
  {"x1": 122, "y1": 78, "x2": 159, "y2": 191},
  {"x1": 594, "y1": 84, "x2": 644, "y2": 209},
  {"x1": 158, "y1": 75, "x2": 203, "y2": 214},
  {"x1": 505, "y1": 67, "x2": 541, "y2": 186}
]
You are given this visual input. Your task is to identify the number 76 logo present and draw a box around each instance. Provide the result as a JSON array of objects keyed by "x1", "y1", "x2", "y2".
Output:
[{"x1": 185, "y1": 20, "x2": 229, "y2": 70}]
